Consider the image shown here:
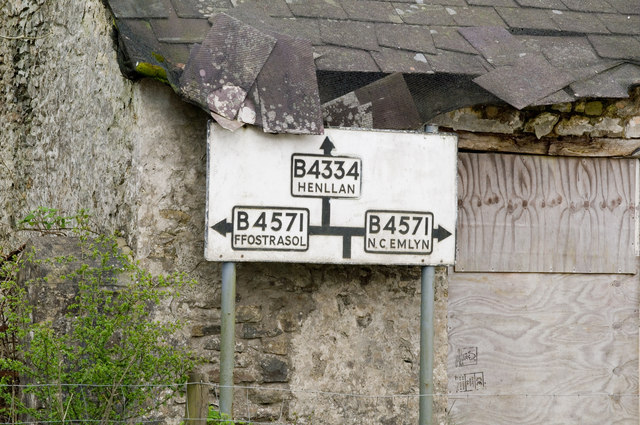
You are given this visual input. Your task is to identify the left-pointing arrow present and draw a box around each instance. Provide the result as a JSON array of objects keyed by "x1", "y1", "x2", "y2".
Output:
[{"x1": 212, "y1": 219, "x2": 233, "y2": 237}]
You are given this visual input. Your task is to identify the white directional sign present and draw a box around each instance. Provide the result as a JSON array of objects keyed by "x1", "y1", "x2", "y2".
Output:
[{"x1": 205, "y1": 124, "x2": 457, "y2": 265}]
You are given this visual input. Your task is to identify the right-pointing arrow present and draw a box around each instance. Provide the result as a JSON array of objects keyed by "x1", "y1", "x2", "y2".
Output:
[
  {"x1": 212, "y1": 219, "x2": 233, "y2": 237},
  {"x1": 433, "y1": 225, "x2": 452, "y2": 242}
]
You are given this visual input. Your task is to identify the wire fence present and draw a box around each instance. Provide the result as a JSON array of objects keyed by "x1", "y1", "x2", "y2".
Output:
[{"x1": 1, "y1": 381, "x2": 638, "y2": 425}]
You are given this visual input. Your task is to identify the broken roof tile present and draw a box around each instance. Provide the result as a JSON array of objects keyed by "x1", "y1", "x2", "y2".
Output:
[
  {"x1": 393, "y1": 4, "x2": 456, "y2": 26},
  {"x1": 570, "y1": 63, "x2": 640, "y2": 98},
  {"x1": 371, "y1": 47, "x2": 434, "y2": 73},
  {"x1": 376, "y1": 23, "x2": 437, "y2": 53},
  {"x1": 158, "y1": 41, "x2": 192, "y2": 65},
  {"x1": 561, "y1": 0, "x2": 616, "y2": 13},
  {"x1": 467, "y1": 0, "x2": 518, "y2": 6},
  {"x1": 473, "y1": 54, "x2": 575, "y2": 109},
  {"x1": 495, "y1": 7, "x2": 559, "y2": 31},
  {"x1": 605, "y1": 0, "x2": 640, "y2": 14},
  {"x1": 313, "y1": 46, "x2": 380, "y2": 72},
  {"x1": 450, "y1": 7, "x2": 507, "y2": 27},
  {"x1": 255, "y1": 34, "x2": 323, "y2": 134},
  {"x1": 550, "y1": 10, "x2": 609, "y2": 34},
  {"x1": 597, "y1": 13, "x2": 640, "y2": 35},
  {"x1": 288, "y1": 0, "x2": 347, "y2": 19},
  {"x1": 109, "y1": 0, "x2": 170, "y2": 18},
  {"x1": 533, "y1": 89, "x2": 576, "y2": 105},
  {"x1": 514, "y1": 0, "x2": 567, "y2": 9},
  {"x1": 589, "y1": 35, "x2": 640, "y2": 60},
  {"x1": 170, "y1": 0, "x2": 231, "y2": 18},
  {"x1": 151, "y1": 13, "x2": 211, "y2": 43},
  {"x1": 519, "y1": 36, "x2": 602, "y2": 69},
  {"x1": 427, "y1": 50, "x2": 488, "y2": 75},
  {"x1": 319, "y1": 20, "x2": 379, "y2": 51},
  {"x1": 430, "y1": 26, "x2": 478, "y2": 54},
  {"x1": 180, "y1": 13, "x2": 276, "y2": 118},
  {"x1": 271, "y1": 18, "x2": 322, "y2": 45},
  {"x1": 459, "y1": 26, "x2": 532, "y2": 67},
  {"x1": 341, "y1": 1, "x2": 403, "y2": 23},
  {"x1": 323, "y1": 92, "x2": 373, "y2": 129}
]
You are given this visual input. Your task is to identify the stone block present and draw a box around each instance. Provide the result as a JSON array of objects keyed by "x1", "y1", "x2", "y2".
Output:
[
  {"x1": 203, "y1": 337, "x2": 245, "y2": 353},
  {"x1": 625, "y1": 116, "x2": 640, "y2": 138},
  {"x1": 584, "y1": 101, "x2": 603, "y2": 116},
  {"x1": 237, "y1": 305, "x2": 263, "y2": 323},
  {"x1": 248, "y1": 386, "x2": 287, "y2": 404},
  {"x1": 260, "y1": 356, "x2": 289, "y2": 383},
  {"x1": 190, "y1": 324, "x2": 221, "y2": 337},
  {"x1": 263, "y1": 335, "x2": 289, "y2": 355},
  {"x1": 524, "y1": 112, "x2": 559, "y2": 138},
  {"x1": 242, "y1": 324, "x2": 282, "y2": 339},
  {"x1": 555, "y1": 116, "x2": 593, "y2": 136}
]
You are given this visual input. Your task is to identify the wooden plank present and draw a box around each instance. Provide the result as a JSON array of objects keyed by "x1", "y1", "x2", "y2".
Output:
[
  {"x1": 456, "y1": 153, "x2": 637, "y2": 273},
  {"x1": 447, "y1": 271, "x2": 639, "y2": 425},
  {"x1": 457, "y1": 131, "x2": 640, "y2": 158}
]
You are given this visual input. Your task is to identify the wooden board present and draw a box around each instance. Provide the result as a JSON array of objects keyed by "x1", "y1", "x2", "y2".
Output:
[
  {"x1": 456, "y1": 153, "x2": 637, "y2": 273},
  {"x1": 448, "y1": 271, "x2": 639, "y2": 425}
]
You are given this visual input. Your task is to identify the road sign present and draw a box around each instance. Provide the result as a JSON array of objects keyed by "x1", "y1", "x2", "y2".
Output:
[{"x1": 205, "y1": 124, "x2": 457, "y2": 265}]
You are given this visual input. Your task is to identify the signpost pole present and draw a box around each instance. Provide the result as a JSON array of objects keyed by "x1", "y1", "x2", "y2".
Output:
[
  {"x1": 220, "y1": 262, "x2": 236, "y2": 418},
  {"x1": 419, "y1": 265, "x2": 435, "y2": 425}
]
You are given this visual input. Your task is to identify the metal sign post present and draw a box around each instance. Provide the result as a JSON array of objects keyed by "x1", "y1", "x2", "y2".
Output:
[{"x1": 219, "y1": 262, "x2": 236, "y2": 416}]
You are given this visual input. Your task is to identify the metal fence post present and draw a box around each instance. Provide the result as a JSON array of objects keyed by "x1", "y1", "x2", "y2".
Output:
[{"x1": 220, "y1": 262, "x2": 236, "y2": 417}]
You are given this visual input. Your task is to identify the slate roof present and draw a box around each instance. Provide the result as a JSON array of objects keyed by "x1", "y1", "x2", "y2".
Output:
[{"x1": 108, "y1": 0, "x2": 640, "y2": 133}]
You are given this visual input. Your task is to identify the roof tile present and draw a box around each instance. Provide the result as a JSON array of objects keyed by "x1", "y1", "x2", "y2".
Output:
[
  {"x1": 514, "y1": 0, "x2": 567, "y2": 9},
  {"x1": 450, "y1": 6, "x2": 507, "y2": 27},
  {"x1": 467, "y1": 0, "x2": 518, "y2": 6},
  {"x1": 151, "y1": 12, "x2": 211, "y2": 43},
  {"x1": 371, "y1": 47, "x2": 434, "y2": 73},
  {"x1": 271, "y1": 18, "x2": 322, "y2": 45},
  {"x1": 342, "y1": 1, "x2": 403, "y2": 23},
  {"x1": 392, "y1": 0, "x2": 466, "y2": 5},
  {"x1": 288, "y1": 0, "x2": 348, "y2": 19},
  {"x1": 393, "y1": 4, "x2": 456, "y2": 26},
  {"x1": 533, "y1": 89, "x2": 576, "y2": 105},
  {"x1": 473, "y1": 54, "x2": 575, "y2": 109},
  {"x1": 430, "y1": 26, "x2": 478, "y2": 54},
  {"x1": 588, "y1": 35, "x2": 640, "y2": 60},
  {"x1": 459, "y1": 26, "x2": 532, "y2": 66},
  {"x1": 518, "y1": 36, "x2": 602, "y2": 68},
  {"x1": 550, "y1": 10, "x2": 609, "y2": 34},
  {"x1": 561, "y1": 0, "x2": 616, "y2": 13},
  {"x1": 109, "y1": 0, "x2": 171, "y2": 18},
  {"x1": 170, "y1": 0, "x2": 231, "y2": 18},
  {"x1": 597, "y1": 13, "x2": 640, "y2": 35},
  {"x1": 570, "y1": 63, "x2": 640, "y2": 98},
  {"x1": 313, "y1": 46, "x2": 381, "y2": 72},
  {"x1": 320, "y1": 20, "x2": 380, "y2": 51},
  {"x1": 376, "y1": 23, "x2": 437, "y2": 53},
  {"x1": 496, "y1": 7, "x2": 559, "y2": 31},
  {"x1": 427, "y1": 50, "x2": 489, "y2": 75},
  {"x1": 605, "y1": 0, "x2": 640, "y2": 14}
]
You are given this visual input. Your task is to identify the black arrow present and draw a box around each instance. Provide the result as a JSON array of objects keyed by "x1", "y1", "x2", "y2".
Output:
[
  {"x1": 320, "y1": 137, "x2": 335, "y2": 156},
  {"x1": 211, "y1": 219, "x2": 233, "y2": 237},
  {"x1": 433, "y1": 225, "x2": 452, "y2": 242}
]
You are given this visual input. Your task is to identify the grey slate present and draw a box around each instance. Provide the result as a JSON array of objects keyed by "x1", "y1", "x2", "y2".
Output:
[
  {"x1": 341, "y1": 1, "x2": 403, "y2": 23},
  {"x1": 393, "y1": 4, "x2": 456, "y2": 26},
  {"x1": 375, "y1": 23, "x2": 437, "y2": 54},
  {"x1": 319, "y1": 20, "x2": 379, "y2": 51},
  {"x1": 430, "y1": 26, "x2": 479, "y2": 54},
  {"x1": 427, "y1": 51, "x2": 489, "y2": 75},
  {"x1": 570, "y1": 63, "x2": 640, "y2": 98},
  {"x1": 474, "y1": 54, "x2": 575, "y2": 109},
  {"x1": 270, "y1": 18, "x2": 322, "y2": 45},
  {"x1": 170, "y1": 0, "x2": 231, "y2": 18},
  {"x1": 450, "y1": 6, "x2": 507, "y2": 27},
  {"x1": 467, "y1": 0, "x2": 518, "y2": 6},
  {"x1": 533, "y1": 89, "x2": 576, "y2": 105},
  {"x1": 520, "y1": 36, "x2": 602, "y2": 69},
  {"x1": 459, "y1": 26, "x2": 532, "y2": 67},
  {"x1": 287, "y1": 0, "x2": 348, "y2": 19},
  {"x1": 109, "y1": 0, "x2": 171, "y2": 18},
  {"x1": 313, "y1": 46, "x2": 380, "y2": 72},
  {"x1": 605, "y1": 0, "x2": 640, "y2": 14},
  {"x1": 550, "y1": 10, "x2": 610, "y2": 34},
  {"x1": 514, "y1": 0, "x2": 567, "y2": 9},
  {"x1": 561, "y1": 0, "x2": 616, "y2": 13},
  {"x1": 597, "y1": 14, "x2": 640, "y2": 35},
  {"x1": 371, "y1": 48, "x2": 434, "y2": 73},
  {"x1": 151, "y1": 12, "x2": 211, "y2": 43},
  {"x1": 589, "y1": 35, "x2": 640, "y2": 60},
  {"x1": 495, "y1": 7, "x2": 559, "y2": 31}
]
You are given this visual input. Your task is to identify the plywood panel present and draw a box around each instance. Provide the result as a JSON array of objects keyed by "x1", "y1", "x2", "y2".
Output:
[
  {"x1": 456, "y1": 153, "x2": 637, "y2": 273},
  {"x1": 448, "y1": 272, "x2": 639, "y2": 425}
]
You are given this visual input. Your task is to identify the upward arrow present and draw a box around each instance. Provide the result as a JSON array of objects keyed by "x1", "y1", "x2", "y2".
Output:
[{"x1": 320, "y1": 137, "x2": 335, "y2": 156}]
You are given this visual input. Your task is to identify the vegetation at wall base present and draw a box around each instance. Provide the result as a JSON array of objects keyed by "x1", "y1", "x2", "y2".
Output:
[{"x1": 0, "y1": 208, "x2": 196, "y2": 423}]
